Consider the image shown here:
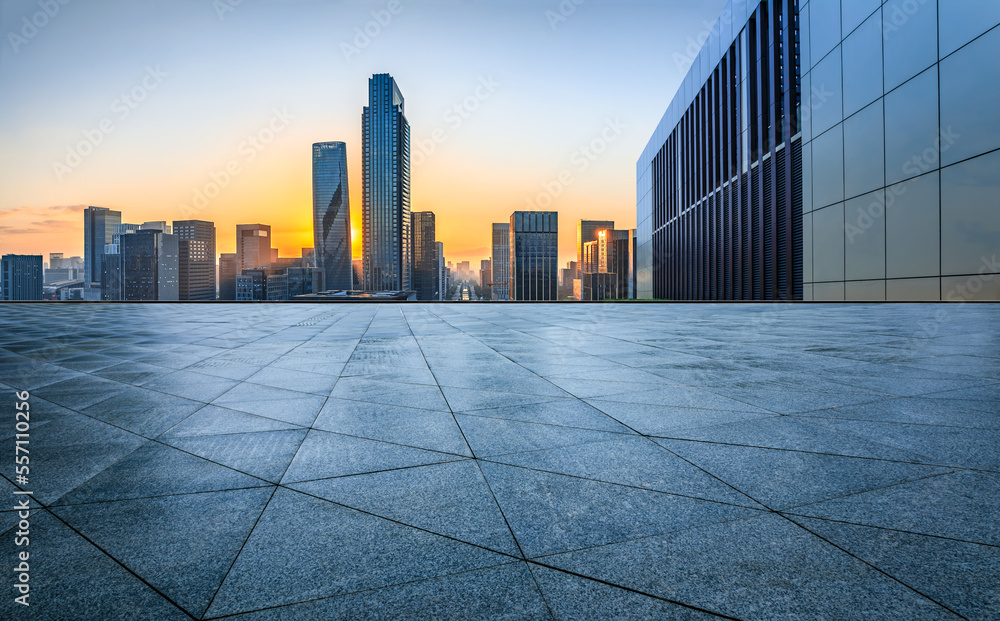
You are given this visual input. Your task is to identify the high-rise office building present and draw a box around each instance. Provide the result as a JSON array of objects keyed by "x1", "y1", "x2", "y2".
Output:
[
  {"x1": 219, "y1": 253, "x2": 238, "y2": 300},
  {"x1": 577, "y1": 220, "x2": 614, "y2": 280},
  {"x1": 313, "y1": 142, "x2": 353, "y2": 291},
  {"x1": 236, "y1": 268, "x2": 288, "y2": 301},
  {"x1": 437, "y1": 242, "x2": 446, "y2": 300},
  {"x1": 362, "y1": 73, "x2": 411, "y2": 292},
  {"x1": 480, "y1": 259, "x2": 492, "y2": 299},
  {"x1": 410, "y1": 211, "x2": 438, "y2": 301},
  {"x1": 510, "y1": 211, "x2": 558, "y2": 301},
  {"x1": 141, "y1": 221, "x2": 171, "y2": 234},
  {"x1": 1, "y1": 255, "x2": 43, "y2": 301},
  {"x1": 637, "y1": 0, "x2": 1000, "y2": 301},
  {"x1": 491, "y1": 223, "x2": 510, "y2": 301},
  {"x1": 236, "y1": 224, "x2": 272, "y2": 272},
  {"x1": 580, "y1": 229, "x2": 636, "y2": 301},
  {"x1": 120, "y1": 229, "x2": 179, "y2": 301},
  {"x1": 174, "y1": 220, "x2": 217, "y2": 301},
  {"x1": 83, "y1": 206, "x2": 122, "y2": 288}
]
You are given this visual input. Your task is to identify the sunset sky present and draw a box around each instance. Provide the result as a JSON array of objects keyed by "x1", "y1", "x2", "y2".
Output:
[{"x1": 0, "y1": 0, "x2": 727, "y2": 268}]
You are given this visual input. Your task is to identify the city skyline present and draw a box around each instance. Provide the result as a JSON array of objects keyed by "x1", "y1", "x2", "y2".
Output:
[{"x1": 0, "y1": 0, "x2": 729, "y2": 267}]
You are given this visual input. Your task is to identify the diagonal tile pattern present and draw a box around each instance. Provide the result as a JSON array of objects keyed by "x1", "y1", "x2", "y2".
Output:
[{"x1": 0, "y1": 303, "x2": 997, "y2": 619}]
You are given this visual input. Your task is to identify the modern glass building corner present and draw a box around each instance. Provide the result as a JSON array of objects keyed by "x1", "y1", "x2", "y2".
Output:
[{"x1": 637, "y1": 0, "x2": 1000, "y2": 301}]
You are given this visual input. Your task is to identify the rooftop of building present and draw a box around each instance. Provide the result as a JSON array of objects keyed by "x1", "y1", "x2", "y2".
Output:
[{"x1": 0, "y1": 303, "x2": 997, "y2": 619}]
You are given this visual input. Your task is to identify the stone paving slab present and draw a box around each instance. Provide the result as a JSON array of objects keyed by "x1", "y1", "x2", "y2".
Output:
[{"x1": 0, "y1": 303, "x2": 997, "y2": 619}]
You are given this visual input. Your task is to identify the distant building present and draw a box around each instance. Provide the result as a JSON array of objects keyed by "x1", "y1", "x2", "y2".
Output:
[
  {"x1": 352, "y1": 259, "x2": 363, "y2": 289},
  {"x1": 141, "y1": 221, "x2": 171, "y2": 234},
  {"x1": 174, "y1": 220, "x2": 217, "y2": 301},
  {"x1": 510, "y1": 211, "x2": 558, "y2": 301},
  {"x1": 83, "y1": 206, "x2": 121, "y2": 289},
  {"x1": 236, "y1": 268, "x2": 288, "y2": 301},
  {"x1": 437, "y1": 242, "x2": 446, "y2": 300},
  {"x1": 411, "y1": 211, "x2": 438, "y2": 301},
  {"x1": 236, "y1": 224, "x2": 272, "y2": 272},
  {"x1": 45, "y1": 252, "x2": 83, "y2": 284},
  {"x1": 313, "y1": 142, "x2": 353, "y2": 291},
  {"x1": 301, "y1": 248, "x2": 315, "y2": 268},
  {"x1": 286, "y1": 267, "x2": 323, "y2": 298},
  {"x1": 1, "y1": 255, "x2": 43, "y2": 301},
  {"x1": 491, "y1": 223, "x2": 510, "y2": 301},
  {"x1": 579, "y1": 229, "x2": 636, "y2": 300},
  {"x1": 480, "y1": 259, "x2": 492, "y2": 299},
  {"x1": 577, "y1": 220, "x2": 614, "y2": 282},
  {"x1": 219, "y1": 253, "x2": 238, "y2": 300},
  {"x1": 120, "y1": 229, "x2": 179, "y2": 301},
  {"x1": 362, "y1": 73, "x2": 411, "y2": 291}
]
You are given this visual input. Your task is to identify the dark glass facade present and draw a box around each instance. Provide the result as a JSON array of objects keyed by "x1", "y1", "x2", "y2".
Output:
[
  {"x1": 120, "y1": 230, "x2": 179, "y2": 301},
  {"x1": 491, "y1": 223, "x2": 510, "y2": 300},
  {"x1": 510, "y1": 211, "x2": 558, "y2": 301},
  {"x1": 1, "y1": 255, "x2": 43, "y2": 301},
  {"x1": 83, "y1": 206, "x2": 121, "y2": 288},
  {"x1": 313, "y1": 142, "x2": 353, "y2": 291},
  {"x1": 362, "y1": 73, "x2": 412, "y2": 292},
  {"x1": 638, "y1": 0, "x2": 1000, "y2": 301},
  {"x1": 410, "y1": 211, "x2": 438, "y2": 301}
]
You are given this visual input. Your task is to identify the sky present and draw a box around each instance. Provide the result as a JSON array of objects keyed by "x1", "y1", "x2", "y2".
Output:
[{"x1": 0, "y1": 0, "x2": 728, "y2": 268}]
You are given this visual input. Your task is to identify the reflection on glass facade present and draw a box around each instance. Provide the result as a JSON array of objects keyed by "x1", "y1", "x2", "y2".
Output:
[
  {"x1": 362, "y1": 74, "x2": 411, "y2": 292},
  {"x1": 313, "y1": 142, "x2": 353, "y2": 291},
  {"x1": 510, "y1": 212, "x2": 558, "y2": 301},
  {"x1": 638, "y1": 0, "x2": 1000, "y2": 301}
]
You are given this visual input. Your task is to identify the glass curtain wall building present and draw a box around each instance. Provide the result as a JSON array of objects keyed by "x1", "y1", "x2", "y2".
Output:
[
  {"x1": 313, "y1": 142, "x2": 353, "y2": 292},
  {"x1": 510, "y1": 211, "x2": 558, "y2": 301},
  {"x1": 637, "y1": 0, "x2": 1000, "y2": 301},
  {"x1": 491, "y1": 223, "x2": 510, "y2": 301},
  {"x1": 411, "y1": 211, "x2": 439, "y2": 301},
  {"x1": 362, "y1": 74, "x2": 412, "y2": 292}
]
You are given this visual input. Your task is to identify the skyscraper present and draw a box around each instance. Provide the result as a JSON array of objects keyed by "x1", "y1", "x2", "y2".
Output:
[
  {"x1": 362, "y1": 73, "x2": 411, "y2": 292},
  {"x1": 313, "y1": 142, "x2": 353, "y2": 292},
  {"x1": 510, "y1": 211, "x2": 558, "y2": 301},
  {"x1": 219, "y1": 253, "x2": 238, "y2": 300},
  {"x1": 410, "y1": 211, "x2": 438, "y2": 301},
  {"x1": 83, "y1": 206, "x2": 121, "y2": 288},
  {"x1": 491, "y1": 223, "x2": 510, "y2": 301},
  {"x1": 437, "y1": 242, "x2": 446, "y2": 300},
  {"x1": 174, "y1": 220, "x2": 217, "y2": 301},
  {"x1": 120, "y1": 229, "x2": 179, "y2": 301},
  {"x1": 236, "y1": 224, "x2": 272, "y2": 272},
  {"x1": 1, "y1": 255, "x2": 43, "y2": 301},
  {"x1": 577, "y1": 220, "x2": 614, "y2": 281}
]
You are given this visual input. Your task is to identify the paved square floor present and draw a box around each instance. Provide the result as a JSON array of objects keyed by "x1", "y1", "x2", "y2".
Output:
[{"x1": 1, "y1": 303, "x2": 998, "y2": 619}]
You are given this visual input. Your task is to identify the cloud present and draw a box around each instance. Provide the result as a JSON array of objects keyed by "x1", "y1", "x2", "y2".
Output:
[
  {"x1": 29, "y1": 219, "x2": 78, "y2": 228},
  {"x1": 0, "y1": 205, "x2": 86, "y2": 220}
]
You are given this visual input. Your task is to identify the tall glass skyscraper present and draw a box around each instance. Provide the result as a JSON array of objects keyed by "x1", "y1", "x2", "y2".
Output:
[
  {"x1": 410, "y1": 211, "x2": 438, "y2": 300},
  {"x1": 510, "y1": 211, "x2": 558, "y2": 301},
  {"x1": 313, "y1": 142, "x2": 353, "y2": 291},
  {"x1": 637, "y1": 0, "x2": 1000, "y2": 301},
  {"x1": 491, "y1": 223, "x2": 510, "y2": 301},
  {"x1": 362, "y1": 73, "x2": 412, "y2": 292},
  {"x1": 83, "y1": 206, "x2": 121, "y2": 288}
]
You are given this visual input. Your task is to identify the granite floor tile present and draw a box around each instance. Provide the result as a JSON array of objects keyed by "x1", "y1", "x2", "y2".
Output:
[
  {"x1": 81, "y1": 386, "x2": 205, "y2": 437},
  {"x1": 160, "y1": 404, "x2": 304, "y2": 438},
  {"x1": 142, "y1": 369, "x2": 240, "y2": 402},
  {"x1": 53, "y1": 487, "x2": 274, "y2": 618},
  {"x1": 56, "y1": 441, "x2": 268, "y2": 505},
  {"x1": 541, "y1": 513, "x2": 961, "y2": 620},
  {"x1": 654, "y1": 438, "x2": 955, "y2": 510},
  {"x1": 585, "y1": 400, "x2": 778, "y2": 435},
  {"x1": 312, "y1": 398, "x2": 472, "y2": 456},
  {"x1": 291, "y1": 460, "x2": 520, "y2": 555},
  {"x1": 281, "y1": 429, "x2": 463, "y2": 483},
  {"x1": 791, "y1": 515, "x2": 1000, "y2": 620},
  {"x1": 488, "y1": 436, "x2": 763, "y2": 508},
  {"x1": 787, "y1": 470, "x2": 1000, "y2": 546},
  {"x1": 457, "y1": 399, "x2": 633, "y2": 433},
  {"x1": 456, "y1": 414, "x2": 625, "y2": 458},
  {"x1": 163, "y1": 429, "x2": 308, "y2": 482},
  {"x1": 479, "y1": 461, "x2": 759, "y2": 558},
  {"x1": 441, "y1": 386, "x2": 571, "y2": 412},
  {"x1": 205, "y1": 488, "x2": 510, "y2": 617},
  {"x1": 0, "y1": 512, "x2": 192, "y2": 621}
]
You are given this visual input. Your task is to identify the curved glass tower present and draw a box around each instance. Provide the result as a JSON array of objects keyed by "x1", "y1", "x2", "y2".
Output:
[
  {"x1": 313, "y1": 142, "x2": 353, "y2": 291},
  {"x1": 362, "y1": 73, "x2": 411, "y2": 292}
]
